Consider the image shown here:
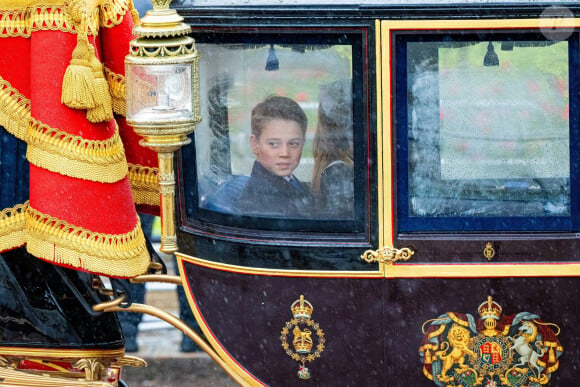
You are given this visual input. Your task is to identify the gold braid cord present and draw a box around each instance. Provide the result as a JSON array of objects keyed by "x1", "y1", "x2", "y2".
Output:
[
  {"x1": 99, "y1": 0, "x2": 132, "y2": 29},
  {"x1": 0, "y1": 1, "x2": 131, "y2": 122},
  {"x1": 0, "y1": 1, "x2": 148, "y2": 277},
  {"x1": 0, "y1": 75, "x2": 128, "y2": 184},
  {"x1": 26, "y1": 117, "x2": 128, "y2": 183},
  {"x1": 105, "y1": 67, "x2": 127, "y2": 116},
  {"x1": 26, "y1": 206, "x2": 150, "y2": 278},
  {"x1": 0, "y1": 202, "x2": 28, "y2": 253},
  {"x1": 0, "y1": 0, "x2": 131, "y2": 37},
  {"x1": 0, "y1": 6, "x2": 75, "y2": 38},
  {"x1": 1, "y1": 71, "x2": 153, "y2": 207},
  {"x1": 0, "y1": 77, "x2": 30, "y2": 141},
  {"x1": 128, "y1": 164, "x2": 161, "y2": 207}
]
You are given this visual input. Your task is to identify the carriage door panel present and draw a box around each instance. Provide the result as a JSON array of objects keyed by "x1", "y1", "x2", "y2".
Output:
[
  {"x1": 380, "y1": 19, "x2": 579, "y2": 385},
  {"x1": 176, "y1": 21, "x2": 384, "y2": 386}
]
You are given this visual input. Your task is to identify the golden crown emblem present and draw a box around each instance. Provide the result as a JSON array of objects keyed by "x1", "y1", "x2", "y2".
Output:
[
  {"x1": 291, "y1": 295, "x2": 313, "y2": 319},
  {"x1": 292, "y1": 327, "x2": 314, "y2": 354},
  {"x1": 478, "y1": 296, "x2": 503, "y2": 320},
  {"x1": 281, "y1": 295, "x2": 325, "y2": 380}
]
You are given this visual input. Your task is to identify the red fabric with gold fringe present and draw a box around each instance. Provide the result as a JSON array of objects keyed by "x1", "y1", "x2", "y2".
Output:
[{"x1": 0, "y1": 0, "x2": 159, "y2": 278}]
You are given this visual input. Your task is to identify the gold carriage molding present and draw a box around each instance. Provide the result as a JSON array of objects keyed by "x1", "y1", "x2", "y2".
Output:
[
  {"x1": 280, "y1": 295, "x2": 326, "y2": 380},
  {"x1": 419, "y1": 296, "x2": 563, "y2": 386},
  {"x1": 360, "y1": 245, "x2": 415, "y2": 264}
]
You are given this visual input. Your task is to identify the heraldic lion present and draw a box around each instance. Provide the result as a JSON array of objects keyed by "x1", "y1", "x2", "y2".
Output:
[{"x1": 434, "y1": 324, "x2": 476, "y2": 383}]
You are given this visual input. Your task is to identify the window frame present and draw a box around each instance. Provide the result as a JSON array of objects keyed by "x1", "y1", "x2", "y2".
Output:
[
  {"x1": 177, "y1": 26, "x2": 376, "y2": 247},
  {"x1": 395, "y1": 31, "x2": 580, "y2": 234},
  {"x1": 383, "y1": 19, "x2": 580, "y2": 265}
]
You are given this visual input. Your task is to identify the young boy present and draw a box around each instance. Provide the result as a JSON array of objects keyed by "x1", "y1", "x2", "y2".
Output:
[{"x1": 238, "y1": 95, "x2": 313, "y2": 217}]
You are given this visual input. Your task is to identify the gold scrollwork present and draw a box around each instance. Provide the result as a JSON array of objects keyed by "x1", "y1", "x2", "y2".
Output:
[
  {"x1": 130, "y1": 37, "x2": 196, "y2": 59},
  {"x1": 360, "y1": 245, "x2": 415, "y2": 264}
]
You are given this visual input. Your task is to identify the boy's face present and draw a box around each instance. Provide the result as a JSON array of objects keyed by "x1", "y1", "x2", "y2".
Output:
[{"x1": 250, "y1": 118, "x2": 305, "y2": 177}]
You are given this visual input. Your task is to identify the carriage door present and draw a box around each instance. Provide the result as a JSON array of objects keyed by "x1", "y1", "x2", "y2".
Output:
[
  {"x1": 175, "y1": 19, "x2": 387, "y2": 386},
  {"x1": 380, "y1": 18, "x2": 579, "y2": 385}
]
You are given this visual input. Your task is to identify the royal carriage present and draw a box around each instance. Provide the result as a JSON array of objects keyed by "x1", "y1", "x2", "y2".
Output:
[{"x1": 0, "y1": 0, "x2": 578, "y2": 386}]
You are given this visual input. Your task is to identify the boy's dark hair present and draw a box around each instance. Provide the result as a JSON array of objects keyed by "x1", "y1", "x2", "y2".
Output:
[{"x1": 251, "y1": 95, "x2": 308, "y2": 138}]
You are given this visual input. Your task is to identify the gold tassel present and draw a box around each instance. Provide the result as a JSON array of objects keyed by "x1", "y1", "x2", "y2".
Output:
[
  {"x1": 86, "y1": 49, "x2": 113, "y2": 123},
  {"x1": 61, "y1": 32, "x2": 97, "y2": 110}
]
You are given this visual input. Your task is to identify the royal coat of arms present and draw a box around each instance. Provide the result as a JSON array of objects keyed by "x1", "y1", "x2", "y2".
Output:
[{"x1": 419, "y1": 296, "x2": 563, "y2": 386}]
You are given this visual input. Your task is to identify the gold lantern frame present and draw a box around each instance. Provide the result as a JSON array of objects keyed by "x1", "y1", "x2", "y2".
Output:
[{"x1": 125, "y1": 0, "x2": 200, "y2": 254}]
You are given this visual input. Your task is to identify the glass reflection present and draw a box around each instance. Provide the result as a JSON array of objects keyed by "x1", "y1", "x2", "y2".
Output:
[
  {"x1": 194, "y1": 43, "x2": 354, "y2": 220},
  {"x1": 237, "y1": 95, "x2": 312, "y2": 217},
  {"x1": 407, "y1": 40, "x2": 570, "y2": 218}
]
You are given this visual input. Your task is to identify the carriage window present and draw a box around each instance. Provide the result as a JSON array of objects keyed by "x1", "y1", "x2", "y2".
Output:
[
  {"x1": 396, "y1": 33, "x2": 579, "y2": 233},
  {"x1": 180, "y1": 31, "x2": 369, "y2": 237}
]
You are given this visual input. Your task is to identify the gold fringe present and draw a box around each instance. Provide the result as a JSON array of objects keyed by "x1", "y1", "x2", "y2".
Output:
[
  {"x1": 61, "y1": 33, "x2": 97, "y2": 110},
  {"x1": 128, "y1": 164, "x2": 160, "y2": 207},
  {"x1": 132, "y1": 187, "x2": 161, "y2": 208},
  {"x1": 104, "y1": 67, "x2": 126, "y2": 116},
  {"x1": 86, "y1": 50, "x2": 114, "y2": 123},
  {"x1": 98, "y1": 0, "x2": 130, "y2": 29},
  {"x1": 0, "y1": 0, "x2": 130, "y2": 38},
  {"x1": 26, "y1": 206, "x2": 149, "y2": 278},
  {"x1": 0, "y1": 202, "x2": 28, "y2": 253},
  {"x1": 26, "y1": 117, "x2": 128, "y2": 183},
  {"x1": 0, "y1": 0, "x2": 129, "y2": 38},
  {"x1": 0, "y1": 1, "x2": 75, "y2": 9},
  {"x1": 0, "y1": 76, "x2": 30, "y2": 141},
  {"x1": 0, "y1": 6, "x2": 74, "y2": 38}
]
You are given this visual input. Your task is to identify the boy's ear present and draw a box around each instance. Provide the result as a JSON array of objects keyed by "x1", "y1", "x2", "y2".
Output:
[{"x1": 250, "y1": 134, "x2": 259, "y2": 155}]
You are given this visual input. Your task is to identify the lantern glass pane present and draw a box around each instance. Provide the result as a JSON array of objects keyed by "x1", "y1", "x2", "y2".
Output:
[{"x1": 127, "y1": 63, "x2": 193, "y2": 123}]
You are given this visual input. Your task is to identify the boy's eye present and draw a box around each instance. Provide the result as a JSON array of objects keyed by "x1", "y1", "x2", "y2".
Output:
[
  {"x1": 288, "y1": 141, "x2": 302, "y2": 149},
  {"x1": 267, "y1": 141, "x2": 280, "y2": 148}
]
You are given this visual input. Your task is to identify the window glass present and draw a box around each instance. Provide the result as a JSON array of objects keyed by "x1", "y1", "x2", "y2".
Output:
[
  {"x1": 398, "y1": 36, "x2": 576, "y2": 232},
  {"x1": 194, "y1": 43, "x2": 354, "y2": 220}
]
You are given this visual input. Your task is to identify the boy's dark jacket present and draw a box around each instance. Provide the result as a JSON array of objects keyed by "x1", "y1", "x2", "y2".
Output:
[{"x1": 238, "y1": 161, "x2": 314, "y2": 218}]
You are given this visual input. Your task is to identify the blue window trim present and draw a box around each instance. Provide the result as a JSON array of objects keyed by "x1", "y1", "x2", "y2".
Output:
[{"x1": 395, "y1": 31, "x2": 580, "y2": 233}]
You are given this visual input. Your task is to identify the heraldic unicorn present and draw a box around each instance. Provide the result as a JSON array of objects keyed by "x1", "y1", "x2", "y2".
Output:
[{"x1": 419, "y1": 296, "x2": 563, "y2": 386}]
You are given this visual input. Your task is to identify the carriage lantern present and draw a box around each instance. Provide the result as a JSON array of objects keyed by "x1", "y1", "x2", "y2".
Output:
[{"x1": 125, "y1": 0, "x2": 200, "y2": 254}]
